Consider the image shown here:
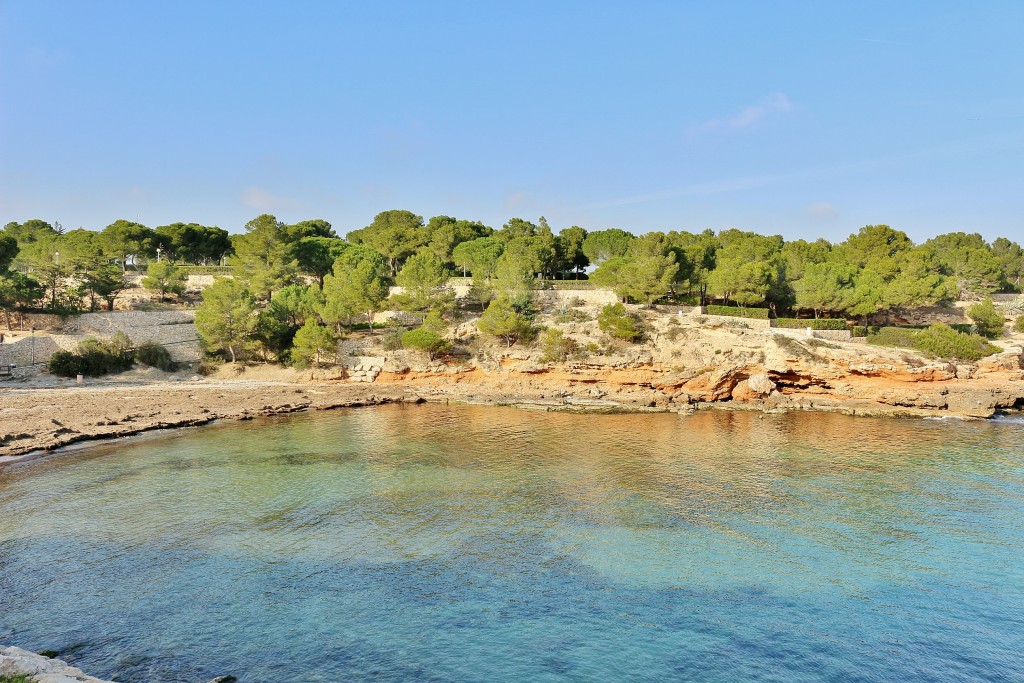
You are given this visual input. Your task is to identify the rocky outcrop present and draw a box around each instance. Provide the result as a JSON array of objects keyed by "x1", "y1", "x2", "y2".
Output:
[
  {"x1": 369, "y1": 318, "x2": 1024, "y2": 419},
  {"x1": 0, "y1": 645, "x2": 237, "y2": 683},
  {"x1": 1, "y1": 645, "x2": 112, "y2": 683}
]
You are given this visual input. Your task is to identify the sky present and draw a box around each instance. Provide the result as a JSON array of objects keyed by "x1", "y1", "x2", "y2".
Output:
[{"x1": 1, "y1": 1, "x2": 1022, "y2": 243}]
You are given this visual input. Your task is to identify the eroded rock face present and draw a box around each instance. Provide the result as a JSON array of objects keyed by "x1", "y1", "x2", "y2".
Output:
[{"x1": 366, "y1": 320, "x2": 1024, "y2": 419}]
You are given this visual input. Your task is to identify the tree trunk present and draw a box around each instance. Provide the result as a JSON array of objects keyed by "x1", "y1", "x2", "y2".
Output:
[{"x1": 229, "y1": 345, "x2": 236, "y2": 363}]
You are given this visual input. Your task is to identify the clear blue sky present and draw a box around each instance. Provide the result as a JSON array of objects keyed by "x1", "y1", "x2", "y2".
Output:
[{"x1": 2, "y1": 1, "x2": 1022, "y2": 243}]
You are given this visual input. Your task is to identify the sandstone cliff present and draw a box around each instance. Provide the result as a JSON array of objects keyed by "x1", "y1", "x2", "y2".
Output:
[{"x1": 366, "y1": 308, "x2": 1024, "y2": 419}]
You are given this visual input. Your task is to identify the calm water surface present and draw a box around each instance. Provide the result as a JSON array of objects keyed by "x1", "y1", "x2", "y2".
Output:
[{"x1": 1, "y1": 406, "x2": 1023, "y2": 682}]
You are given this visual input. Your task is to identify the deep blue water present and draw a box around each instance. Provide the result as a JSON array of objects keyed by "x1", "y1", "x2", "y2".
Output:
[{"x1": 2, "y1": 406, "x2": 1023, "y2": 682}]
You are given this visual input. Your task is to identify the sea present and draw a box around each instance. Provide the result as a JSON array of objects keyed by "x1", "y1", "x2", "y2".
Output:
[{"x1": 1, "y1": 405, "x2": 1022, "y2": 682}]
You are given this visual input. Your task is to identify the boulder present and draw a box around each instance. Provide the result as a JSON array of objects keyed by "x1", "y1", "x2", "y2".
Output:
[{"x1": 747, "y1": 372, "x2": 776, "y2": 396}]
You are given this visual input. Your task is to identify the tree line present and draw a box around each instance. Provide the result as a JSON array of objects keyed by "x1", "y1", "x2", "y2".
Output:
[{"x1": 2, "y1": 211, "x2": 1023, "y2": 361}]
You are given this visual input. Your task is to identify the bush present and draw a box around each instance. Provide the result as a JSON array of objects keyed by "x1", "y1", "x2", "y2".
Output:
[
  {"x1": 967, "y1": 298, "x2": 1005, "y2": 338},
  {"x1": 553, "y1": 308, "x2": 592, "y2": 324},
  {"x1": 136, "y1": 342, "x2": 177, "y2": 371},
  {"x1": 46, "y1": 337, "x2": 134, "y2": 377},
  {"x1": 597, "y1": 303, "x2": 645, "y2": 342},
  {"x1": 47, "y1": 350, "x2": 88, "y2": 377},
  {"x1": 868, "y1": 324, "x2": 997, "y2": 361},
  {"x1": 381, "y1": 327, "x2": 405, "y2": 351},
  {"x1": 401, "y1": 328, "x2": 450, "y2": 359},
  {"x1": 867, "y1": 327, "x2": 921, "y2": 349},
  {"x1": 1016, "y1": 316, "x2": 1024, "y2": 334},
  {"x1": 539, "y1": 328, "x2": 580, "y2": 363},
  {"x1": 915, "y1": 324, "x2": 997, "y2": 361},
  {"x1": 705, "y1": 305, "x2": 770, "y2": 319},
  {"x1": 774, "y1": 318, "x2": 847, "y2": 330},
  {"x1": 0, "y1": 674, "x2": 37, "y2": 683},
  {"x1": 850, "y1": 325, "x2": 880, "y2": 337}
]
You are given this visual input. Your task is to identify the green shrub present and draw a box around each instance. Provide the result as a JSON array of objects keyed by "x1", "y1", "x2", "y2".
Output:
[
  {"x1": 967, "y1": 298, "x2": 1005, "y2": 338},
  {"x1": 597, "y1": 303, "x2": 645, "y2": 342},
  {"x1": 705, "y1": 305, "x2": 770, "y2": 319},
  {"x1": 401, "y1": 328, "x2": 450, "y2": 359},
  {"x1": 381, "y1": 327, "x2": 405, "y2": 351},
  {"x1": 867, "y1": 327, "x2": 921, "y2": 349},
  {"x1": 553, "y1": 308, "x2": 592, "y2": 324},
  {"x1": 868, "y1": 324, "x2": 997, "y2": 361},
  {"x1": 774, "y1": 318, "x2": 847, "y2": 330},
  {"x1": 850, "y1": 325, "x2": 880, "y2": 337},
  {"x1": 46, "y1": 337, "x2": 134, "y2": 377},
  {"x1": 47, "y1": 350, "x2": 88, "y2": 377},
  {"x1": 0, "y1": 673, "x2": 37, "y2": 683},
  {"x1": 1015, "y1": 316, "x2": 1024, "y2": 333},
  {"x1": 539, "y1": 328, "x2": 581, "y2": 363},
  {"x1": 136, "y1": 342, "x2": 177, "y2": 371},
  {"x1": 915, "y1": 323, "x2": 997, "y2": 361}
]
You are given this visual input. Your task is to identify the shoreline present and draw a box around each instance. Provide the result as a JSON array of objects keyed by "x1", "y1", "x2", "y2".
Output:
[{"x1": 4, "y1": 362, "x2": 1023, "y2": 467}]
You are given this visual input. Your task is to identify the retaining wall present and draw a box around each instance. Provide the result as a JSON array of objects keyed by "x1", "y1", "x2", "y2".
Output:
[
  {"x1": 534, "y1": 289, "x2": 619, "y2": 306},
  {"x1": 0, "y1": 311, "x2": 201, "y2": 368}
]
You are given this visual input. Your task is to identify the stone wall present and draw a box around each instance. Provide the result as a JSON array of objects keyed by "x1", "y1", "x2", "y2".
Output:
[
  {"x1": 770, "y1": 327, "x2": 853, "y2": 342},
  {"x1": 811, "y1": 329, "x2": 853, "y2": 341},
  {"x1": 0, "y1": 311, "x2": 201, "y2": 369},
  {"x1": 0, "y1": 334, "x2": 80, "y2": 372},
  {"x1": 338, "y1": 338, "x2": 384, "y2": 382},
  {"x1": 534, "y1": 288, "x2": 619, "y2": 306},
  {"x1": 126, "y1": 272, "x2": 217, "y2": 290}
]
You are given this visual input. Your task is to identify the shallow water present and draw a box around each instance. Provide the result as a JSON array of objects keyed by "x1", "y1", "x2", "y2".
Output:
[{"x1": 2, "y1": 406, "x2": 1023, "y2": 682}]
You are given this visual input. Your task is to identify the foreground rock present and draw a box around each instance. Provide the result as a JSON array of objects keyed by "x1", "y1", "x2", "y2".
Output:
[
  {"x1": 0, "y1": 371, "x2": 422, "y2": 461},
  {"x1": 0, "y1": 646, "x2": 112, "y2": 683}
]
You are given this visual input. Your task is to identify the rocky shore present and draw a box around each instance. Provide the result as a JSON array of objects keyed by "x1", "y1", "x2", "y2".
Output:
[
  {"x1": 0, "y1": 646, "x2": 237, "y2": 683},
  {"x1": 0, "y1": 371, "x2": 423, "y2": 463},
  {"x1": 0, "y1": 646, "x2": 112, "y2": 682},
  {"x1": 3, "y1": 331, "x2": 1024, "y2": 464}
]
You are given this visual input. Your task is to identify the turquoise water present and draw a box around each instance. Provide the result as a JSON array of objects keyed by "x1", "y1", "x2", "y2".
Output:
[{"x1": 2, "y1": 406, "x2": 1023, "y2": 682}]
